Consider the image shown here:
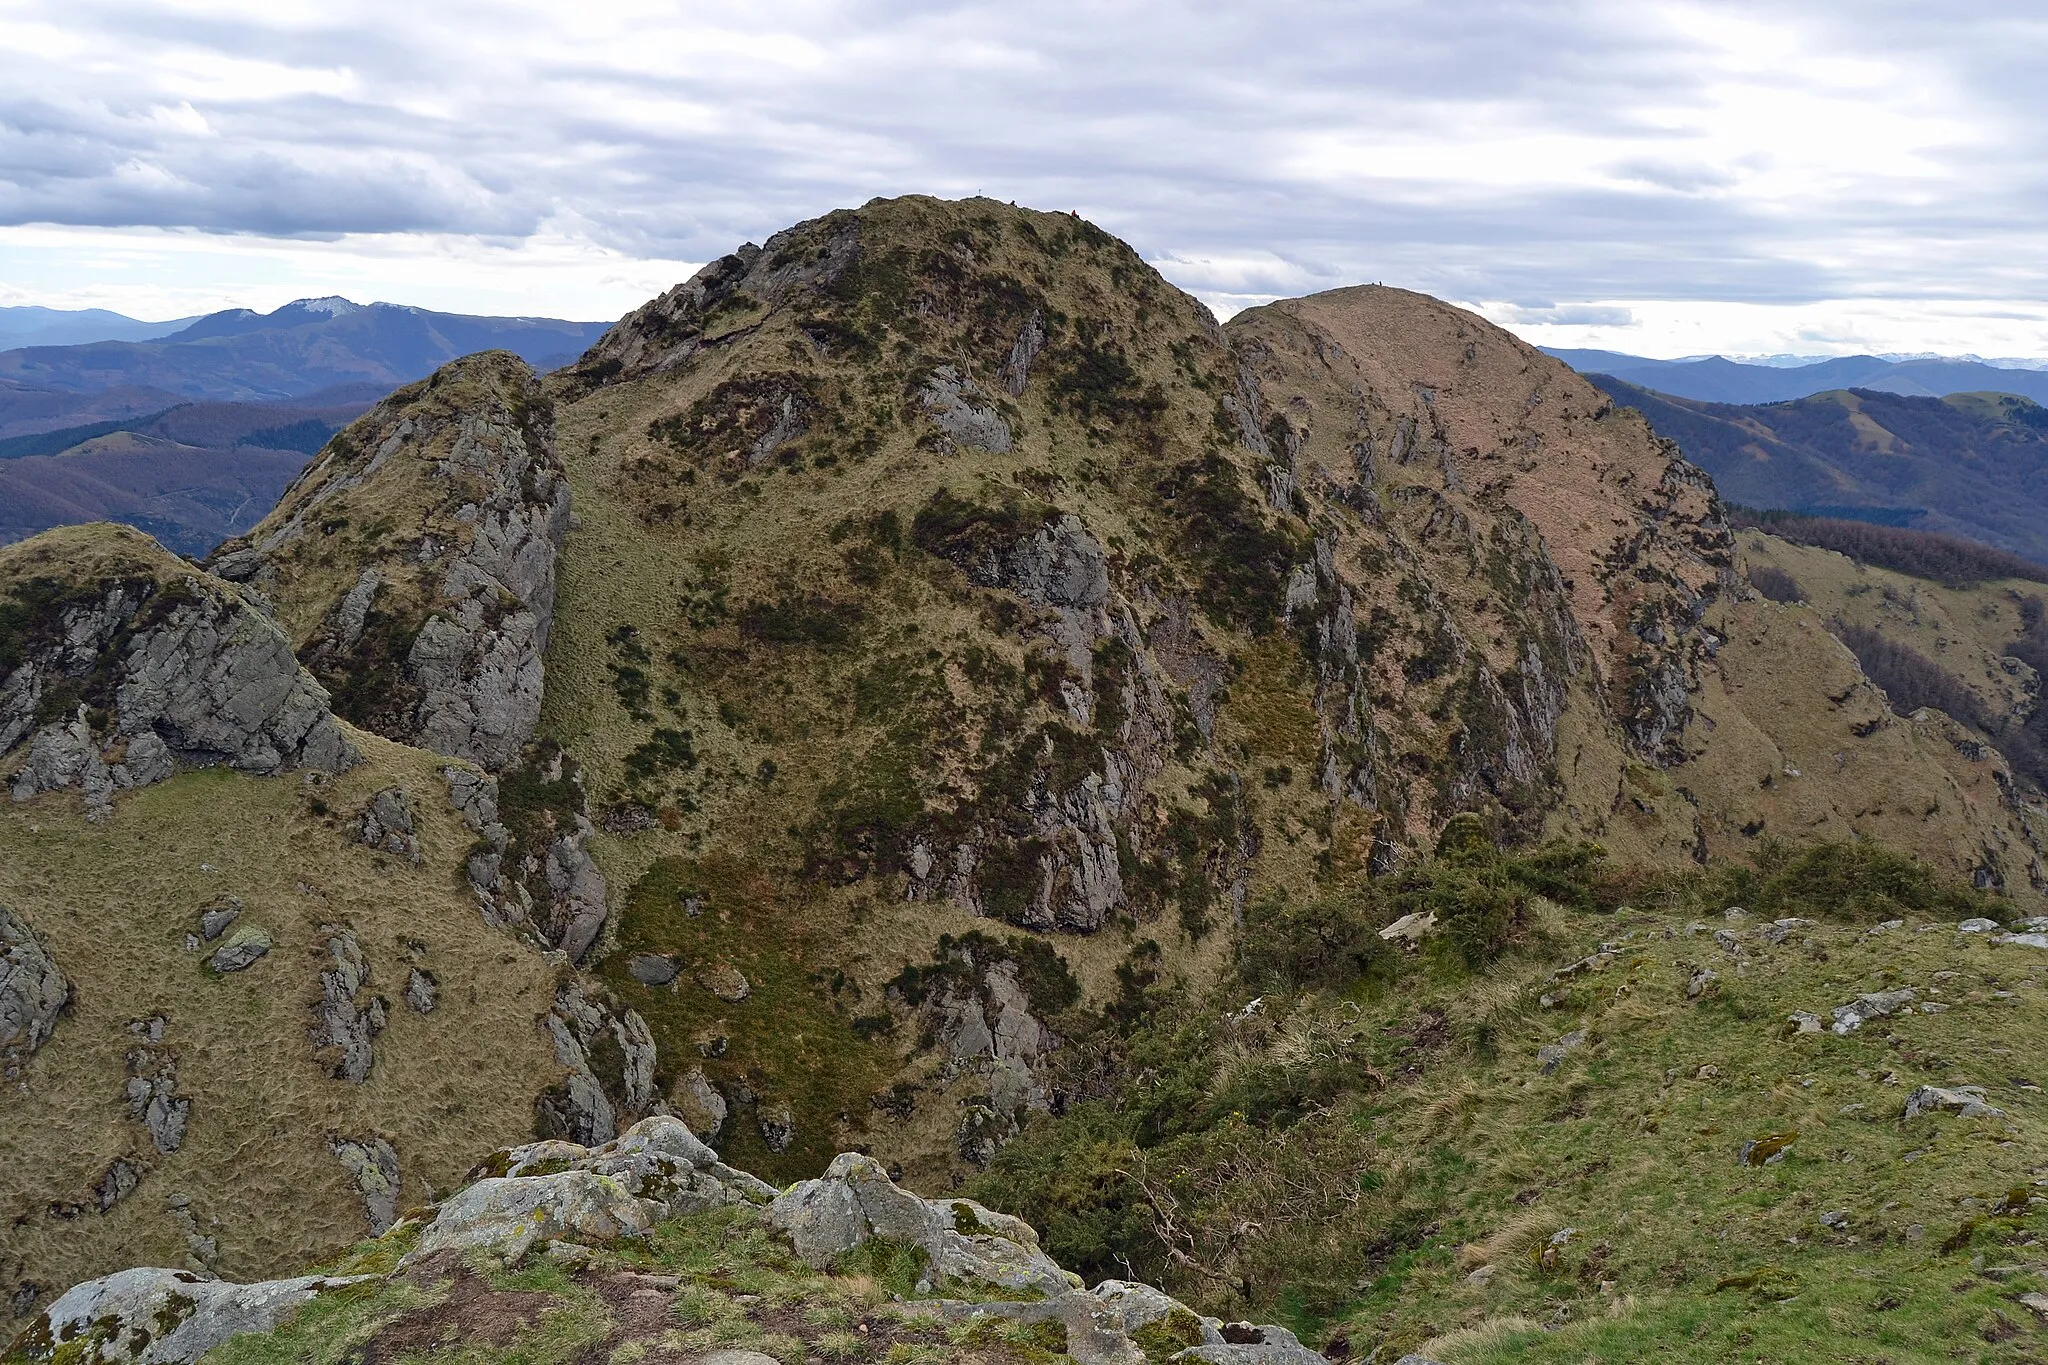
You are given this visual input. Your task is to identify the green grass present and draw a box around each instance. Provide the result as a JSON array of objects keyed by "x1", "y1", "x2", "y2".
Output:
[{"x1": 972, "y1": 844, "x2": 2048, "y2": 1363}]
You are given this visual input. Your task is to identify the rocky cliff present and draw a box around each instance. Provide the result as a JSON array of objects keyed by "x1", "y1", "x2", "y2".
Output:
[
  {"x1": 208, "y1": 350, "x2": 569, "y2": 773},
  {"x1": 0, "y1": 469, "x2": 633, "y2": 1322}
]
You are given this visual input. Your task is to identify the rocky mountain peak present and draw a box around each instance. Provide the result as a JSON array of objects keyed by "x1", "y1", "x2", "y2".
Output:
[{"x1": 208, "y1": 349, "x2": 568, "y2": 771}]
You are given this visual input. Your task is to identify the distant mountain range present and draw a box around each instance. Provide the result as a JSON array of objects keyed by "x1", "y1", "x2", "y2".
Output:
[
  {"x1": 0, "y1": 304, "x2": 199, "y2": 350},
  {"x1": 1588, "y1": 376, "x2": 2048, "y2": 564},
  {"x1": 0, "y1": 297, "x2": 615, "y2": 554},
  {"x1": 1546, "y1": 346, "x2": 2048, "y2": 405},
  {"x1": 0, "y1": 389, "x2": 381, "y2": 556},
  {"x1": 0, "y1": 296, "x2": 612, "y2": 403}
]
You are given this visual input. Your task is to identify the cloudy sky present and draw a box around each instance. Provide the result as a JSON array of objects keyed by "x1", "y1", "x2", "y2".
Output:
[{"x1": 4, "y1": 0, "x2": 2046, "y2": 357}]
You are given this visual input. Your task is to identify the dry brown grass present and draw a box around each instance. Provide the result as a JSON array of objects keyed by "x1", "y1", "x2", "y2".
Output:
[{"x1": 0, "y1": 731, "x2": 562, "y2": 1324}]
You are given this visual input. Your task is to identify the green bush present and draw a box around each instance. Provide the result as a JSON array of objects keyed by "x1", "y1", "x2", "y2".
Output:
[{"x1": 1695, "y1": 838, "x2": 1987, "y2": 923}]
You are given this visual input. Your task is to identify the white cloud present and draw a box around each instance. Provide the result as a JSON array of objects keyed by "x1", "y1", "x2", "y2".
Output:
[{"x1": 0, "y1": 0, "x2": 2043, "y2": 353}]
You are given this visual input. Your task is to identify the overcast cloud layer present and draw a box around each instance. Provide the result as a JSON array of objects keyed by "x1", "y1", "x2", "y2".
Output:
[{"x1": 4, "y1": 0, "x2": 2047, "y2": 355}]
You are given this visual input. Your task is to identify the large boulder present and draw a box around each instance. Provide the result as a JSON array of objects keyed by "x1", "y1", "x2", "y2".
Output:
[
  {"x1": 768, "y1": 1152, "x2": 1076, "y2": 1298},
  {"x1": 401, "y1": 1170, "x2": 650, "y2": 1267},
  {"x1": 6, "y1": 1266, "x2": 366, "y2": 1365}
]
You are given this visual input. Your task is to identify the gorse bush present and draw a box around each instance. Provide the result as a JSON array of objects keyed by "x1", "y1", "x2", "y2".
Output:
[
  {"x1": 1239, "y1": 819, "x2": 1616, "y2": 990},
  {"x1": 1684, "y1": 837, "x2": 1987, "y2": 924}
]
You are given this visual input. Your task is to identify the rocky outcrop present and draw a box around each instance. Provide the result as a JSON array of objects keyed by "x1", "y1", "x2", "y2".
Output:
[
  {"x1": 769, "y1": 1152, "x2": 1075, "y2": 1297},
  {"x1": 411, "y1": 1116, "x2": 774, "y2": 1267},
  {"x1": 356, "y1": 788, "x2": 420, "y2": 862},
  {"x1": 536, "y1": 983, "x2": 663, "y2": 1146},
  {"x1": 13, "y1": 1115, "x2": 1321, "y2": 1365},
  {"x1": 919, "y1": 366, "x2": 1013, "y2": 453},
  {"x1": 568, "y1": 212, "x2": 862, "y2": 390},
  {"x1": 122, "y1": 1019, "x2": 190, "y2": 1156},
  {"x1": 1, "y1": 526, "x2": 357, "y2": 821},
  {"x1": 330, "y1": 1137, "x2": 400, "y2": 1235},
  {"x1": 207, "y1": 352, "x2": 568, "y2": 772},
  {"x1": 0, "y1": 905, "x2": 68, "y2": 1075},
  {"x1": 442, "y1": 760, "x2": 611, "y2": 962},
  {"x1": 8, "y1": 1267, "x2": 368, "y2": 1365},
  {"x1": 311, "y1": 928, "x2": 385, "y2": 1083}
]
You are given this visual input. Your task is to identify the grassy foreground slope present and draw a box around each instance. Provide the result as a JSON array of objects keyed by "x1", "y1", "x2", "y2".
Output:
[{"x1": 976, "y1": 831, "x2": 2048, "y2": 1363}]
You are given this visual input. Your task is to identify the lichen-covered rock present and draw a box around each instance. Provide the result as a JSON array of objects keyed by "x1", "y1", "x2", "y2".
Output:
[
  {"x1": 1, "y1": 905, "x2": 69, "y2": 1074},
  {"x1": 356, "y1": 787, "x2": 421, "y2": 862},
  {"x1": 477, "y1": 1114, "x2": 774, "y2": 1220},
  {"x1": 1177, "y1": 1324, "x2": 1328, "y2": 1365},
  {"x1": 1903, "y1": 1085, "x2": 2007, "y2": 1121},
  {"x1": 768, "y1": 1152, "x2": 1076, "y2": 1297},
  {"x1": 536, "y1": 983, "x2": 663, "y2": 1145},
  {"x1": 1, "y1": 525, "x2": 358, "y2": 819},
  {"x1": 311, "y1": 927, "x2": 384, "y2": 1082},
  {"x1": 206, "y1": 352, "x2": 569, "y2": 772},
  {"x1": 1829, "y1": 988, "x2": 1917, "y2": 1035},
  {"x1": 330, "y1": 1136, "x2": 400, "y2": 1234},
  {"x1": 7, "y1": 1266, "x2": 368, "y2": 1365},
  {"x1": 402, "y1": 1171, "x2": 650, "y2": 1267},
  {"x1": 206, "y1": 926, "x2": 270, "y2": 974}
]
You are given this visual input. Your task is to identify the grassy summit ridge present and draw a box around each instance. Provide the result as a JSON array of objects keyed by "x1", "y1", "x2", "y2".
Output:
[{"x1": 532, "y1": 195, "x2": 2043, "y2": 1191}]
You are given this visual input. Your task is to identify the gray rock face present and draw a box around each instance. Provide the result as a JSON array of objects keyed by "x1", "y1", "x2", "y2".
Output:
[
  {"x1": 629, "y1": 953, "x2": 680, "y2": 987},
  {"x1": 538, "y1": 983, "x2": 663, "y2": 1146},
  {"x1": 95, "y1": 1157, "x2": 142, "y2": 1213},
  {"x1": 443, "y1": 764, "x2": 516, "y2": 922},
  {"x1": 1903, "y1": 1085, "x2": 2008, "y2": 1121},
  {"x1": 206, "y1": 926, "x2": 270, "y2": 974},
  {"x1": 196, "y1": 899, "x2": 241, "y2": 942},
  {"x1": 1000, "y1": 312, "x2": 1046, "y2": 397},
  {"x1": 210, "y1": 354, "x2": 568, "y2": 773},
  {"x1": 919, "y1": 366, "x2": 1013, "y2": 453},
  {"x1": 312, "y1": 928, "x2": 384, "y2": 1082},
  {"x1": 124, "y1": 1023, "x2": 190, "y2": 1155},
  {"x1": 770, "y1": 1152, "x2": 1075, "y2": 1297},
  {"x1": 17, "y1": 1266, "x2": 368, "y2": 1365},
  {"x1": 403, "y1": 968, "x2": 439, "y2": 1014},
  {"x1": 330, "y1": 1136, "x2": 401, "y2": 1234},
  {"x1": 541, "y1": 820, "x2": 610, "y2": 963},
  {"x1": 2, "y1": 571, "x2": 358, "y2": 819},
  {"x1": 115, "y1": 591, "x2": 357, "y2": 776},
  {"x1": 413, "y1": 1116, "x2": 772, "y2": 1268},
  {"x1": 1, "y1": 904, "x2": 69, "y2": 1073},
  {"x1": 934, "y1": 959, "x2": 1057, "y2": 1134},
  {"x1": 1830, "y1": 988, "x2": 1917, "y2": 1035},
  {"x1": 357, "y1": 787, "x2": 421, "y2": 862}
]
